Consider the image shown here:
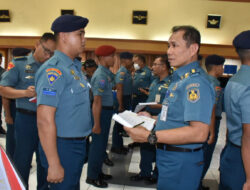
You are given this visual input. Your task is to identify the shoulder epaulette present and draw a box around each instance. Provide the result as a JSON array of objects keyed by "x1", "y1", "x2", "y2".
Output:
[{"x1": 13, "y1": 56, "x2": 27, "y2": 61}]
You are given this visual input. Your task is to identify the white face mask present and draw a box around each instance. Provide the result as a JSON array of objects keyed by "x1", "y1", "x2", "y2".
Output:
[{"x1": 134, "y1": 63, "x2": 140, "y2": 70}]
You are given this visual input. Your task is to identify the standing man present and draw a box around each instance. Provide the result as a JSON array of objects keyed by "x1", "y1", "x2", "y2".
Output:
[
  {"x1": 0, "y1": 33, "x2": 56, "y2": 189},
  {"x1": 124, "y1": 26, "x2": 215, "y2": 190},
  {"x1": 35, "y1": 15, "x2": 91, "y2": 190},
  {"x1": 0, "y1": 53, "x2": 6, "y2": 135},
  {"x1": 86, "y1": 45, "x2": 116, "y2": 188},
  {"x1": 219, "y1": 30, "x2": 250, "y2": 190},
  {"x1": 111, "y1": 52, "x2": 133, "y2": 154},
  {"x1": 132, "y1": 54, "x2": 152, "y2": 110},
  {"x1": 200, "y1": 54, "x2": 225, "y2": 189},
  {"x1": 130, "y1": 55, "x2": 171, "y2": 184}
]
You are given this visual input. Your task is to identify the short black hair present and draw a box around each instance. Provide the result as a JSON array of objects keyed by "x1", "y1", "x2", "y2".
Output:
[
  {"x1": 171, "y1": 25, "x2": 201, "y2": 52},
  {"x1": 134, "y1": 54, "x2": 146, "y2": 64},
  {"x1": 236, "y1": 49, "x2": 250, "y2": 62},
  {"x1": 84, "y1": 59, "x2": 98, "y2": 69},
  {"x1": 157, "y1": 55, "x2": 171, "y2": 74},
  {"x1": 0, "y1": 53, "x2": 2, "y2": 58},
  {"x1": 40, "y1": 32, "x2": 56, "y2": 43}
]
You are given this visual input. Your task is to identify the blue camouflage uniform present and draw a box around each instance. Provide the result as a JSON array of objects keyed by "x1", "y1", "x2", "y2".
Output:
[
  {"x1": 112, "y1": 66, "x2": 132, "y2": 149},
  {"x1": 219, "y1": 65, "x2": 250, "y2": 190},
  {"x1": 132, "y1": 66, "x2": 152, "y2": 110},
  {"x1": 36, "y1": 50, "x2": 92, "y2": 190},
  {"x1": 87, "y1": 64, "x2": 114, "y2": 180},
  {"x1": 139, "y1": 75, "x2": 172, "y2": 179},
  {"x1": 155, "y1": 61, "x2": 214, "y2": 190},
  {"x1": 0, "y1": 54, "x2": 48, "y2": 189}
]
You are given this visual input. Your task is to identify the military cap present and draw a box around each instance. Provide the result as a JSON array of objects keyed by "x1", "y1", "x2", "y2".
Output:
[
  {"x1": 12, "y1": 48, "x2": 31, "y2": 57},
  {"x1": 95, "y1": 45, "x2": 116, "y2": 56},
  {"x1": 83, "y1": 59, "x2": 98, "y2": 68},
  {"x1": 233, "y1": 30, "x2": 250, "y2": 49},
  {"x1": 51, "y1": 15, "x2": 89, "y2": 33},
  {"x1": 205, "y1": 54, "x2": 225, "y2": 66},
  {"x1": 120, "y1": 52, "x2": 133, "y2": 59}
]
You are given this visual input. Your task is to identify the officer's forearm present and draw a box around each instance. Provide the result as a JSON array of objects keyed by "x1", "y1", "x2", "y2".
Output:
[
  {"x1": 2, "y1": 97, "x2": 11, "y2": 117},
  {"x1": 116, "y1": 84, "x2": 123, "y2": 109},
  {"x1": 242, "y1": 123, "x2": 250, "y2": 181},
  {"x1": 37, "y1": 105, "x2": 61, "y2": 167},
  {"x1": 156, "y1": 121, "x2": 209, "y2": 144},
  {"x1": 92, "y1": 96, "x2": 102, "y2": 127},
  {"x1": 0, "y1": 86, "x2": 27, "y2": 99}
]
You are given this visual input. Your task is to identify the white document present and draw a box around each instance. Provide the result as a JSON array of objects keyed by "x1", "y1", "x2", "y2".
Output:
[
  {"x1": 112, "y1": 110, "x2": 155, "y2": 131},
  {"x1": 134, "y1": 102, "x2": 157, "y2": 113}
]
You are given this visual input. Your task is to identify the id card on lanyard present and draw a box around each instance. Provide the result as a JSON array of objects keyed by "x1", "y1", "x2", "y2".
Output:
[{"x1": 160, "y1": 90, "x2": 170, "y2": 121}]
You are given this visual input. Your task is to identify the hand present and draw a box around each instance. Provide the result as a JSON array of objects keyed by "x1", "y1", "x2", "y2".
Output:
[
  {"x1": 243, "y1": 181, "x2": 250, "y2": 190},
  {"x1": 124, "y1": 126, "x2": 150, "y2": 143},
  {"x1": 5, "y1": 115, "x2": 13, "y2": 125},
  {"x1": 47, "y1": 163, "x2": 64, "y2": 184},
  {"x1": 25, "y1": 86, "x2": 36, "y2": 97},
  {"x1": 118, "y1": 106, "x2": 124, "y2": 113},
  {"x1": 207, "y1": 134, "x2": 215, "y2": 145},
  {"x1": 139, "y1": 88, "x2": 148, "y2": 95},
  {"x1": 138, "y1": 111, "x2": 152, "y2": 118},
  {"x1": 92, "y1": 124, "x2": 101, "y2": 134}
]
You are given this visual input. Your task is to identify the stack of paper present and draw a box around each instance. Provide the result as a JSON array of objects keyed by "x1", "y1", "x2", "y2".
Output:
[
  {"x1": 112, "y1": 110, "x2": 155, "y2": 131},
  {"x1": 134, "y1": 102, "x2": 157, "y2": 113}
]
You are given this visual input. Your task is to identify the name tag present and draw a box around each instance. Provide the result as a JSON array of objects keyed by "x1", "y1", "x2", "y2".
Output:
[
  {"x1": 160, "y1": 104, "x2": 168, "y2": 121},
  {"x1": 155, "y1": 94, "x2": 161, "y2": 103}
]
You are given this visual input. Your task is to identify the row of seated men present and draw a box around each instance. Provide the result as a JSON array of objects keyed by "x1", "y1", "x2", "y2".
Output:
[{"x1": 0, "y1": 14, "x2": 249, "y2": 190}]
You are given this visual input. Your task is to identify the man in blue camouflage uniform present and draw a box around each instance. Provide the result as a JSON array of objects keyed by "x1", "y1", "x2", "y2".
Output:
[
  {"x1": 86, "y1": 45, "x2": 116, "y2": 188},
  {"x1": 111, "y1": 52, "x2": 133, "y2": 155},
  {"x1": 125, "y1": 26, "x2": 215, "y2": 190},
  {"x1": 132, "y1": 54, "x2": 152, "y2": 110},
  {"x1": 35, "y1": 15, "x2": 91, "y2": 190},
  {"x1": 0, "y1": 33, "x2": 56, "y2": 190},
  {"x1": 219, "y1": 30, "x2": 250, "y2": 190},
  {"x1": 200, "y1": 54, "x2": 225, "y2": 190},
  {"x1": 130, "y1": 55, "x2": 172, "y2": 184}
]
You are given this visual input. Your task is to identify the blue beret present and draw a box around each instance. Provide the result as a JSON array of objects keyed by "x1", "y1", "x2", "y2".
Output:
[
  {"x1": 12, "y1": 48, "x2": 31, "y2": 57},
  {"x1": 120, "y1": 52, "x2": 133, "y2": 59},
  {"x1": 233, "y1": 30, "x2": 250, "y2": 49},
  {"x1": 51, "y1": 15, "x2": 89, "y2": 33},
  {"x1": 205, "y1": 54, "x2": 225, "y2": 66},
  {"x1": 95, "y1": 45, "x2": 116, "y2": 56}
]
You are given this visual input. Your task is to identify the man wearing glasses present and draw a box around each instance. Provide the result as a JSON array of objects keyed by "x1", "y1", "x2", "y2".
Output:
[{"x1": 0, "y1": 32, "x2": 56, "y2": 189}]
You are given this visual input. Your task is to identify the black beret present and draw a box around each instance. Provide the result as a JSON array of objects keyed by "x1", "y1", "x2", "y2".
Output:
[
  {"x1": 12, "y1": 48, "x2": 31, "y2": 57},
  {"x1": 233, "y1": 30, "x2": 250, "y2": 49},
  {"x1": 120, "y1": 52, "x2": 133, "y2": 59},
  {"x1": 51, "y1": 15, "x2": 89, "y2": 33},
  {"x1": 84, "y1": 59, "x2": 98, "y2": 68},
  {"x1": 95, "y1": 45, "x2": 116, "y2": 56},
  {"x1": 205, "y1": 54, "x2": 225, "y2": 66}
]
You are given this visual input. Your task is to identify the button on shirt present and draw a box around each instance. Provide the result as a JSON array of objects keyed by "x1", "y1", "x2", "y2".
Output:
[
  {"x1": 207, "y1": 75, "x2": 223, "y2": 117},
  {"x1": 224, "y1": 65, "x2": 250, "y2": 146},
  {"x1": 146, "y1": 75, "x2": 171, "y2": 115},
  {"x1": 115, "y1": 66, "x2": 132, "y2": 95},
  {"x1": 91, "y1": 65, "x2": 114, "y2": 107},
  {"x1": 133, "y1": 66, "x2": 152, "y2": 95},
  {"x1": 155, "y1": 61, "x2": 215, "y2": 149},
  {"x1": 0, "y1": 54, "x2": 41, "y2": 111},
  {"x1": 35, "y1": 50, "x2": 92, "y2": 138}
]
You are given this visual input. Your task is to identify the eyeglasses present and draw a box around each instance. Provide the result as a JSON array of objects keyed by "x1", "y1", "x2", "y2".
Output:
[
  {"x1": 152, "y1": 63, "x2": 164, "y2": 67},
  {"x1": 40, "y1": 42, "x2": 54, "y2": 57}
]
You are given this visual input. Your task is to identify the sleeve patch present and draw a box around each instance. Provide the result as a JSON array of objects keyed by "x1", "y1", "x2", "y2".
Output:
[
  {"x1": 99, "y1": 79, "x2": 105, "y2": 88},
  {"x1": 42, "y1": 88, "x2": 57, "y2": 96},
  {"x1": 7, "y1": 62, "x2": 15, "y2": 71},
  {"x1": 46, "y1": 68, "x2": 62, "y2": 86},
  {"x1": 187, "y1": 88, "x2": 200, "y2": 103}
]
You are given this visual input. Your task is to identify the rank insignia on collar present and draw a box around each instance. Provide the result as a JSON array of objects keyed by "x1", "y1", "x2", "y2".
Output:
[
  {"x1": 25, "y1": 65, "x2": 32, "y2": 70},
  {"x1": 25, "y1": 75, "x2": 34, "y2": 79},
  {"x1": 187, "y1": 88, "x2": 200, "y2": 103}
]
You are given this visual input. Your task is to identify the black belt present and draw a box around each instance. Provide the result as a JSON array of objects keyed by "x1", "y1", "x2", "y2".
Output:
[
  {"x1": 157, "y1": 143, "x2": 203, "y2": 152},
  {"x1": 230, "y1": 141, "x2": 241, "y2": 148},
  {"x1": 57, "y1": 136, "x2": 87, "y2": 141},
  {"x1": 102, "y1": 106, "x2": 113, "y2": 110},
  {"x1": 215, "y1": 116, "x2": 222, "y2": 120},
  {"x1": 17, "y1": 108, "x2": 36, "y2": 115}
]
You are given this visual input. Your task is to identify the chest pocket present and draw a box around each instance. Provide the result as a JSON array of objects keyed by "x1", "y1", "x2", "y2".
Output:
[{"x1": 72, "y1": 83, "x2": 88, "y2": 106}]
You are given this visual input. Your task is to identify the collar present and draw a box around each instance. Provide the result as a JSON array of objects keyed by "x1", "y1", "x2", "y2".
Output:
[
  {"x1": 27, "y1": 53, "x2": 39, "y2": 65},
  {"x1": 174, "y1": 61, "x2": 200, "y2": 79},
  {"x1": 54, "y1": 50, "x2": 75, "y2": 68},
  {"x1": 99, "y1": 64, "x2": 113, "y2": 76},
  {"x1": 240, "y1": 64, "x2": 250, "y2": 71}
]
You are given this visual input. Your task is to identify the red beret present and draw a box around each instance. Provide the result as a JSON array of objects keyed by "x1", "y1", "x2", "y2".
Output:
[{"x1": 95, "y1": 45, "x2": 116, "y2": 56}]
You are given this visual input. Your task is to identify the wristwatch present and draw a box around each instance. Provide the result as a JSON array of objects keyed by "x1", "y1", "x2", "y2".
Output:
[{"x1": 147, "y1": 130, "x2": 157, "y2": 145}]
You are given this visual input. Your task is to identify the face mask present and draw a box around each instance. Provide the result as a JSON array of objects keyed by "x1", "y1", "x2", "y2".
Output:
[{"x1": 134, "y1": 63, "x2": 140, "y2": 71}]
